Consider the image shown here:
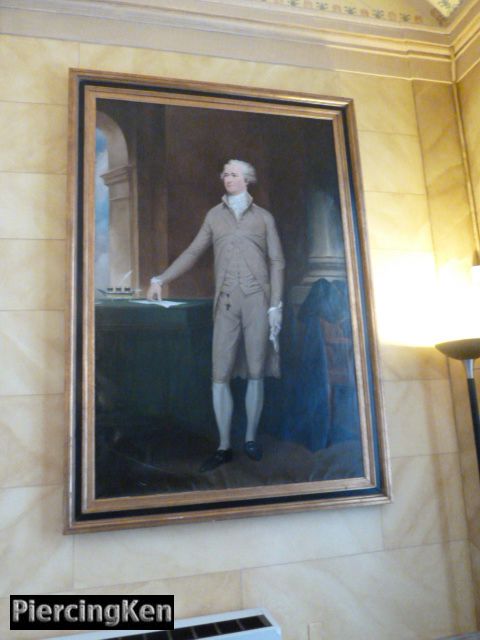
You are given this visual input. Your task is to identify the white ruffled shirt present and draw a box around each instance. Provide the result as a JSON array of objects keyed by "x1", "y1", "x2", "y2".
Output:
[{"x1": 227, "y1": 191, "x2": 249, "y2": 220}]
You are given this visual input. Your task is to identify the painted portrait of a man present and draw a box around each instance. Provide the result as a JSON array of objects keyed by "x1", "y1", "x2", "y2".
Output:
[
  {"x1": 147, "y1": 159, "x2": 285, "y2": 471},
  {"x1": 91, "y1": 94, "x2": 367, "y2": 506}
]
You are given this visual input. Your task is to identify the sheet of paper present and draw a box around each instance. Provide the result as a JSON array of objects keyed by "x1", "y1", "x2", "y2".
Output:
[{"x1": 131, "y1": 299, "x2": 186, "y2": 308}]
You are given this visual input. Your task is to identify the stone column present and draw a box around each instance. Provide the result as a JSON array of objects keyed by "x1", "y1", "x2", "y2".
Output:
[
  {"x1": 101, "y1": 164, "x2": 138, "y2": 289},
  {"x1": 290, "y1": 190, "x2": 346, "y2": 305}
]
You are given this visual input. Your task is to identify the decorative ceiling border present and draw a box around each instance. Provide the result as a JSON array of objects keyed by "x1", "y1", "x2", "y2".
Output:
[
  {"x1": 1, "y1": 0, "x2": 479, "y2": 82},
  {"x1": 249, "y1": 0, "x2": 454, "y2": 26},
  {"x1": 0, "y1": 0, "x2": 451, "y2": 40}
]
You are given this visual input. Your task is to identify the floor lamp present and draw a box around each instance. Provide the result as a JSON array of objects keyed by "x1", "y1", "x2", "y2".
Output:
[{"x1": 435, "y1": 338, "x2": 480, "y2": 480}]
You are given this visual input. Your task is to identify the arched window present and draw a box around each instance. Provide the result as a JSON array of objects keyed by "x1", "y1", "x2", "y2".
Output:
[
  {"x1": 95, "y1": 111, "x2": 138, "y2": 293},
  {"x1": 94, "y1": 128, "x2": 110, "y2": 290}
]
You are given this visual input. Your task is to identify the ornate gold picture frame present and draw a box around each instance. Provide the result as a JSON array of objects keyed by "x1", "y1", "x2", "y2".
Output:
[{"x1": 65, "y1": 69, "x2": 391, "y2": 533}]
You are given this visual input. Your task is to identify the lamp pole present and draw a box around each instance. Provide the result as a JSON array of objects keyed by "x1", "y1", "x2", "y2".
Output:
[{"x1": 435, "y1": 338, "x2": 480, "y2": 480}]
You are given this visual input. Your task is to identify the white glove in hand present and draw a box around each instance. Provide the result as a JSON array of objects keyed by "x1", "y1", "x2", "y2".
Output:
[
  {"x1": 268, "y1": 306, "x2": 282, "y2": 352},
  {"x1": 147, "y1": 278, "x2": 163, "y2": 301}
]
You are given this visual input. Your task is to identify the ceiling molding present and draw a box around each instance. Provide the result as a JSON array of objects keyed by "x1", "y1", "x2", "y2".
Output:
[
  {"x1": 444, "y1": 0, "x2": 479, "y2": 31},
  {"x1": 451, "y1": 1, "x2": 480, "y2": 52},
  {"x1": 0, "y1": 0, "x2": 478, "y2": 81},
  {"x1": 0, "y1": 0, "x2": 450, "y2": 41}
]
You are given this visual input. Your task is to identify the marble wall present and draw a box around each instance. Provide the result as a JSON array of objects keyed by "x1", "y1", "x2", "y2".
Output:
[
  {"x1": 0, "y1": 33, "x2": 478, "y2": 639},
  {"x1": 459, "y1": 61, "x2": 480, "y2": 237},
  {"x1": 458, "y1": 59, "x2": 480, "y2": 619},
  {"x1": 414, "y1": 78, "x2": 480, "y2": 622}
]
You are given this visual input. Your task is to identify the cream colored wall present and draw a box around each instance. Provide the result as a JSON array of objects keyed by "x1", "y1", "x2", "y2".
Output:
[
  {"x1": 457, "y1": 59, "x2": 480, "y2": 616},
  {"x1": 0, "y1": 33, "x2": 478, "y2": 639},
  {"x1": 459, "y1": 61, "x2": 480, "y2": 254},
  {"x1": 414, "y1": 78, "x2": 480, "y2": 624}
]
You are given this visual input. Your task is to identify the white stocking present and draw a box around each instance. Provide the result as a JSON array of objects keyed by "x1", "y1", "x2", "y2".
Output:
[
  {"x1": 245, "y1": 378, "x2": 264, "y2": 442},
  {"x1": 212, "y1": 382, "x2": 233, "y2": 450}
]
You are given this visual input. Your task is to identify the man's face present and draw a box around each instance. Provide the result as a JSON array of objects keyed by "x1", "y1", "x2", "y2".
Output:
[{"x1": 223, "y1": 163, "x2": 247, "y2": 195}]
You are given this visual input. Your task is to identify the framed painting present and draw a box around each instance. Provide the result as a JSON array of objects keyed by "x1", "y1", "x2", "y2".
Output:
[{"x1": 65, "y1": 69, "x2": 391, "y2": 532}]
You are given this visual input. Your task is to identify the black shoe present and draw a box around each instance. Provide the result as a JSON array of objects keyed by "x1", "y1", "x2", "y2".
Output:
[
  {"x1": 199, "y1": 448, "x2": 233, "y2": 472},
  {"x1": 244, "y1": 441, "x2": 263, "y2": 461}
]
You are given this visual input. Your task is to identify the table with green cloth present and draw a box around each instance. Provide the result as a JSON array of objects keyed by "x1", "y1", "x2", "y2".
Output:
[
  {"x1": 95, "y1": 298, "x2": 214, "y2": 428},
  {"x1": 94, "y1": 298, "x2": 218, "y2": 496}
]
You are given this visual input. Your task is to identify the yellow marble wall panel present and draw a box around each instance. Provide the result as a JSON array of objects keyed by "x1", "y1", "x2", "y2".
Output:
[
  {"x1": 73, "y1": 507, "x2": 382, "y2": 589},
  {"x1": 422, "y1": 161, "x2": 471, "y2": 226},
  {"x1": 242, "y1": 541, "x2": 475, "y2": 640},
  {"x1": 379, "y1": 344, "x2": 448, "y2": 381},
  {"x1": 0, "y1": 35, "x2": 78, "y2": 105},
  {"x1": 370, "y1": 250, "x2": 437, "y2": 347},
  {"x1": 0, "y1": 570, "x2": 242, "y2": 639},
  {"x1": 0, "y1": 103, "x2": 67, "y2": 174},
  {"x1": 337, "y1": 73, "x2": 417, "y2": 135},
  {"x1": 458, "y1": 62, "x2": 480, "y2": 230},
  {"x1": 0, "y1": 240, "x2": 65, "y2": 310},
  {"x1": 364, "y1": 192, "x2": 432, "y2": 252},
  {"x1": 358, "y1": 131, "x2": 425, "y2": 194},
  {"x1": 79, "y1": 44, "x2": 188, "y2": 77},
  {"x1": 383, "y1": 380, "x2": 458, "y2": 457},
  {"x1": 0, "y1": 174, "x2": 67, "y2": 240},
  {"x1": 427, "y1": 185, "x2": 475, "y2": 260},
  {"x1": 412, "y1": 96, "x2": 465, "y2": 202},
  {"x1": 78, "y1": 44, "x2": 339, "y2": 96},
  {"x1": 0, "y1": 395, "x2": 64, "y2": 489},
  {"x1": 413, "y1": 81, "x2": 475, "y2": 264},
  {"x1": 381, "y1": 454, "x2": 467, "y2": 549},
  {"x1": 460, "y1": 449, "x2": 480, "y2": 548},
  {"x1": 0, "y1": 311, "x2": 64, "y2": 395},
  {"x1": 0, "y1": 486, "x2": 73, "y2": 598},
  {"x1": 232, "y1": 64, "x2": 337, "y2": 97}
]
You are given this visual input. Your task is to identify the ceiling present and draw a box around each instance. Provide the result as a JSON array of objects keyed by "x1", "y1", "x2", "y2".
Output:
[
  {"x1": 1, "y1": 0, "x2": 477, "y2": 34},
  {"x1": 2, "y1": 0, "x2": 479, "y2": 74},
  {"x1": 236, "y1": 0, "x2": 467, "y2": 26}
]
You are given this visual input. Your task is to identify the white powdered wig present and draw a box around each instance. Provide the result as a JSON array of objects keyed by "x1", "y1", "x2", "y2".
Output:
[{"x1": 221, "y1": 159, "x2": 257, "y2": 185}]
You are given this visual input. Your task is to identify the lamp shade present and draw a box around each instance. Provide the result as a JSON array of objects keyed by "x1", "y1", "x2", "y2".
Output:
[{"x1": 435, "y1": 338, "x2": 480, "y2": 361}]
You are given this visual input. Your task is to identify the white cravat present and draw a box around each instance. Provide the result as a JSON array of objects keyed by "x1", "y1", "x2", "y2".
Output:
[{"x1": 227, "y1": 191, "x2": 249, "y2": 220}]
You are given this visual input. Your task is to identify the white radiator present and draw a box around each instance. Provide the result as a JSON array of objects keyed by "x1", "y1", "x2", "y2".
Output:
[{"x1": 46, "y1": 607, "x2": 281, "y2": 640}]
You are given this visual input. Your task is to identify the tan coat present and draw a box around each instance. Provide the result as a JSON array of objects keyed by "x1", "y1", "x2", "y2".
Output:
[
  {"x1": 161, "y1": 194, "x2": 285, "y2": 314},
  {"x1": 160, "y1": 194, "x2": 285, "y2": 378}
]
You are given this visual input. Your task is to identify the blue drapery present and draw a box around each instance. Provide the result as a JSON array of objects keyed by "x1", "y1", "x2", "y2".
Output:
[{"x1": 280, "y1": 278, "x2": 360, "y2": 451}]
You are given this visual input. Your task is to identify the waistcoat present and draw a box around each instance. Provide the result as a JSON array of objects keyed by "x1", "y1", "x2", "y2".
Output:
[{"x1": 221, "y1": 235, "x2": 262, "y2": 295}]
